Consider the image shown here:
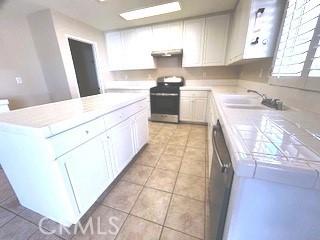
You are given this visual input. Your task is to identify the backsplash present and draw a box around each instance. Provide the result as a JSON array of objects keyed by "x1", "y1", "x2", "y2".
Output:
[{"x1": 107, "y1": 57, "x2": 240, "y2": 81}]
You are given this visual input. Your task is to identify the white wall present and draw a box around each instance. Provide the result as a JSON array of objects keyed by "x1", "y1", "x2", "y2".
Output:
[
  {"x1": 0, "y1": 16, "x2": 51, "y2": 109},
  {"x1": 51, "y1": 10, "x2": 111, "y2": 98},
  {"x1": 239, "y1": 59, "x2": 320, "y2": 114},
  {"x1": 28, "y1": 10, "x2": 72, "y2": 102}
]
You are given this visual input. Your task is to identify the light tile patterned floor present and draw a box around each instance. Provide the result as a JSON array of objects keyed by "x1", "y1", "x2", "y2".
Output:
[{"x1": 0, "y1": 122, "x2": 208, "y2": 240}]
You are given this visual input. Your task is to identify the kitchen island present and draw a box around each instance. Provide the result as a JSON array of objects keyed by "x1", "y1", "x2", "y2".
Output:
[{"x1": 0, "y1": 93, "x2": 149, "y2": 226}]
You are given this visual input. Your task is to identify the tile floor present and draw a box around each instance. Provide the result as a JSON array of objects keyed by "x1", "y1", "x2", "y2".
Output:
[{"x1": 0, "y1": 122, "x2": 208, "y2": 240}]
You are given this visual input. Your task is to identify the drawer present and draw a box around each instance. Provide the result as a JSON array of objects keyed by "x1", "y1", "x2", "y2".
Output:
[
  {"x1": 180, "y1": 91, "x2": 208, "y2": 98},
  {"x1": 49, "y1": 117, "x2": 105, "y2": 158},
  {"x1": 104, "y1": 100, "x2": 147, "y2": 129}
]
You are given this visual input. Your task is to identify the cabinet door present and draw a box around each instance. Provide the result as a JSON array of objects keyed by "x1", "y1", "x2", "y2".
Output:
[
  {"x1": 135, "y1": 26, "x2": 155, "y2": 69},
  {"x1": 180, "y1": 97, "x2": 193, "y2": 122},
  {"x1": 192, "y1": 98, "x2": 208, "y2": 123},
  {"x1": 153, "y1": 21, "x2": 183, "y2": 51},
  {"x1": 204, "y1": 15, "x2": 230, "y2": 66},
  {"x1": 121, "y1": 29, "x2": 137, "y2": 70},
  {"x1": 182, "y1": 18, "x2": 206, "y2": 67},
  {"x1": 62, "y1": 136, "x2": 111, "y2": 213},
  {"x1": 109, "y1": 118, "x2": 135, "y2": 176},
  {"x1": 133, "y1": 109, "x2": 149, "y2": 152},
  {"x1": 167, "y1": 21, "x2": 183, "y2": 50},
  {"x1": 227, "y1": 0, "x2": 251, "y2": 63},
  {"x1": 105, "y1": 31, "x2": 123, "y2": 70}
]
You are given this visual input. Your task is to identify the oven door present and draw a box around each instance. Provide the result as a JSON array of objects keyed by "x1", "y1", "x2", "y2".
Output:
[{"x1": 150, "y1": 93, "x2": 179, "y2": 123}]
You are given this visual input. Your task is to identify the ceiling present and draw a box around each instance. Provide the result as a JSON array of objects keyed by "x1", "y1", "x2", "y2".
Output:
[{"x1": 0, "y1": 0, "x2": 237, "y2": 31}]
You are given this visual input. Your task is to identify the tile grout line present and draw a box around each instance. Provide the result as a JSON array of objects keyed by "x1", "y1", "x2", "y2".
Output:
[
  {"x1": 159, "y1": 125, "x2": 194, "y2": 240},
  {"x1": 114, "y1": 123, "x2": 167, "y2": 240}
]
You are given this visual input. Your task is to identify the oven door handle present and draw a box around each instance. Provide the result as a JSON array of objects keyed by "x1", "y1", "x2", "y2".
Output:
[
  {"x1": 150, "y1": 93, "x2": 179, "y2": 96},
  {"x1": 212, "y1": 125, "x2": 230, "y2": 173}
]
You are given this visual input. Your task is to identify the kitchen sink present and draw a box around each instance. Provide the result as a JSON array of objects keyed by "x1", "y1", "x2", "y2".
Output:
[{"x1": 224, "y1": 104, "x2": 268, "y2": 110}]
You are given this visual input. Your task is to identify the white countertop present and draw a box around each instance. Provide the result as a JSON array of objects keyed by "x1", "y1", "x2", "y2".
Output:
[
  {"x1": 211, "y1": 92, "x2": 320, "y2": 189},
  {"x1": 0, "y1": 99, "x2": 9, "y2": 105},
  {"x1": 0, "y1": 93, "x2": 146, "y2": 137}
]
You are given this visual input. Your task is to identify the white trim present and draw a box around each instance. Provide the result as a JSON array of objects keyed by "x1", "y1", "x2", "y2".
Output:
[{"x1": 64, "y1": 34, "x2": 105, "y2": 98}]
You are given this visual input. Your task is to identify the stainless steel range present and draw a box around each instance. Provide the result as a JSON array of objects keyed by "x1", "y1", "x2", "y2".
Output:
[{"x1": 150, "y1": 76, "x2": 184, "y2": 123}]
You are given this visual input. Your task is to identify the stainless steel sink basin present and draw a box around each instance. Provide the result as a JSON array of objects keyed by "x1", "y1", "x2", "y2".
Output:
[{"x1": 224, "y1": 104, "x2": 268, "y2": 110}]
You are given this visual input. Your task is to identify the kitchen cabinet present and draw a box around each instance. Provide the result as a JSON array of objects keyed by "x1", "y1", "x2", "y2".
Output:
[
  {"x1": 226, "y1": 0, "x2": 284, "y2": 64},
  {"x1": 132, "y1": 109, "x2": 149, "y2": 152},
  {"x1": 106, "y1": 14, "x2": 231, "y2": 69},
  {"x1": 203, "y1": 15, "x2": 230, "y2": 66},
  {"x1": 153, "y1": 21, "x2": 183, "y2": 51},
  {"x1": 180, "y1": 91, "x2": 208, "y2": 123},
  {"x1": 0, "y1": 96, "x2": 149, "y2": 227},
  {"x1": 61, "y1": 135, "x2": 112, "y2": 213},
  {"x1": 106, "y1": 26, "x2": 155, "y2": 71},
  {"x1": 105, "y1": 31, "x2": 124, "y2": 71},
  {"x1": 180, "y1": 98, "x2": 193, "y2": 122},
  {"x1": 183, "y1": 15, "x2": 230, "y2": 67},
  {"x1": 182, "y1": 18, "x2": 206, "y2": 67},
  {"x1": 107, "y1": 117, "x2": 135, "y2": 176}
]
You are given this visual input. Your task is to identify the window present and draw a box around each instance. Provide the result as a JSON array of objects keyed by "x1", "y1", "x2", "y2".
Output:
[{"x1": 272, "y1": 0, "x2": 320, "y2": 78}]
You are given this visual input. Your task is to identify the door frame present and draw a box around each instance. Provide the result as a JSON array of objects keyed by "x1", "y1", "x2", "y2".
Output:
[{"x1": 65, "y1": 34, "x2": 105, "y2": 98}]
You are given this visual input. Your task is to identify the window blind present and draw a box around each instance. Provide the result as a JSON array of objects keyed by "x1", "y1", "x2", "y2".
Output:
[{"x1": 272, "y1": 0, "x2": 320, "y2": 78}]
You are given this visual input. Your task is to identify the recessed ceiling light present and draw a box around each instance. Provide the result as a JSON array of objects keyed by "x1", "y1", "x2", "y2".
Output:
[{"x1": 120, "y1": 2, "x2": 181, "y2": 21}]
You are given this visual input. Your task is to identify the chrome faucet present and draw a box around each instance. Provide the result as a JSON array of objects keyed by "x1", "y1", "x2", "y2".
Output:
[
  {"x1": 247, "y1": 89, "x2": 283, "y2": 110},
  {"x1": 247, "y1": 89, "x2": 267, "y2": 100}
]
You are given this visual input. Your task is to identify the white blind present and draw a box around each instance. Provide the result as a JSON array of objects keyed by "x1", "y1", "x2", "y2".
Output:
[
  {"x1": 272, "y1": 0, "x2": 320, "y2": 77},
  {"x1": 309, "y1": 38, "x2": 320, "y2": 76}
]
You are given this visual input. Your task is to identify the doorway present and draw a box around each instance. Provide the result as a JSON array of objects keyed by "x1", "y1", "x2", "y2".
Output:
[{"x1": 68, "y1": 38, "x2": 101, "y2": 97}]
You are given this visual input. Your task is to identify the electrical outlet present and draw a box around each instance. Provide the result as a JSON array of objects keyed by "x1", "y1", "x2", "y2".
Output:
[{"x1": 16, "y1": 77, "x2": 23, "y2": 85}]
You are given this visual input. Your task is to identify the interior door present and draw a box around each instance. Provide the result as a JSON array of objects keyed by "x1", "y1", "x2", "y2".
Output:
[
  {"x1": 109, "y1": 118, "x2": 135, "y2": 176},
  {"x1": 68, "y1": 39, "x2": 100, "y2": 97},
  {"x1": 62, "y1": 136, "x2": 110, "y2": 213}
]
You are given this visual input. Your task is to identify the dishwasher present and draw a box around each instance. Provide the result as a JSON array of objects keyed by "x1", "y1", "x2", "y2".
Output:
[{"x1": 208, "y1": 120, "x2": 234, "y2": 240}]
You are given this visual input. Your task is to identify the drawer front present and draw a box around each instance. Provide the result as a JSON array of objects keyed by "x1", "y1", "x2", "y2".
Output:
[
  {"x1": 49, "y1": 117, "x2": 105, "y2": 158},
  {"x1": 180, "y1": 90, "x2": 208, "y2": 98},
  {"x1": 104, "y1": 100, "x2": 147, "y2": 129}
]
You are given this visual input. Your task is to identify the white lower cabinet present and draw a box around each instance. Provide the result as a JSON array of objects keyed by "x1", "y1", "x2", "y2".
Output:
[
  {"x1": 180, "y1": 98, "x2": 193, "y2": 122},
  {"x1": 62, "y1": 135, "x2": 112, "y2": 213},
  {"x1": 107, "y1": 117, "x2": 136, "y2": 176},
  {"x1": 132, "y1": 109, "x2": 149, "y2": 152},
  {"x1": 192, "y1": 98, "x2": 208, "y2": 123},
  {"x1": 54, "y1": 101, "x2": 148, "y2": 222},
  {"x1": 180, "y1": 91, "x2": 208, "y2": 123}
]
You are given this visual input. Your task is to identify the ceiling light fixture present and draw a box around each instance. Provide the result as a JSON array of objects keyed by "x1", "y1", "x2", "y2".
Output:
[{"x1": 120, "y1": 1, "x2": 181, "y2": 21}]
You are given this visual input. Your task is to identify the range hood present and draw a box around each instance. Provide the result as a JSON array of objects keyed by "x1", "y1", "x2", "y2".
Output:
[{"x1": 151, "y1": 49, "x2": 183, "y2": 57}]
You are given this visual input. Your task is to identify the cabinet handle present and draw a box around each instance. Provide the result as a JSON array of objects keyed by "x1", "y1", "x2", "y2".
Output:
[{"x1": 85, "y1": 130, "x2": 89, "y2": 134}]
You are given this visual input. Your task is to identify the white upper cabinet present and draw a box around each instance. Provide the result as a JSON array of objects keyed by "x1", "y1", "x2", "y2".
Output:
[
  {"x1": 203, "y1": 14, "x2": 230, "y2": 66},
  {"x1": 226, "y1": 0, "x2": 285, "y2": 64},
  {"x1": 135, "y1": 26, "x2": 155, "y2": 69},
  {"x1": 182, "y1": 18, "x2": 206, "y2": 67},
  {"x1": 106, "y1": 26, "x2": 155, "y2": 71},
  {"x1": 106, "y1": 14, "x2": 232, "y2": 70},
  {"x1": 105, "y1": 31, "x2": 124, "y2": 71},
  {"x1": 153, "y1": 21, "x2": 183, "y2": 51}
]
